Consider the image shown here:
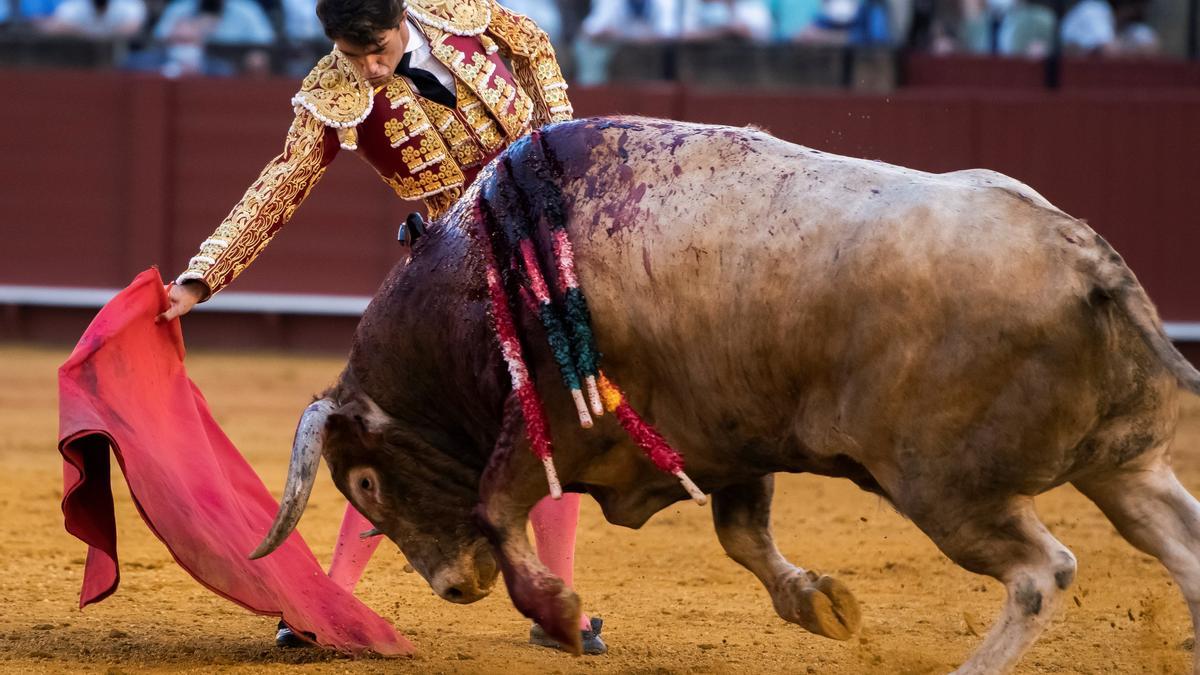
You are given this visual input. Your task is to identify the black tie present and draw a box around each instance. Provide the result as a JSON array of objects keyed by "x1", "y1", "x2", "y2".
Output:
[{"x1": 397, "y1": 51, "x2": 457, "y2": 109}]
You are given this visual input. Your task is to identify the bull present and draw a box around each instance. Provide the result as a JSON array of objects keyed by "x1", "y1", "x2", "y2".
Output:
[{"x1": 251, "y1": 117, "x2": 1200, "y2": 673}]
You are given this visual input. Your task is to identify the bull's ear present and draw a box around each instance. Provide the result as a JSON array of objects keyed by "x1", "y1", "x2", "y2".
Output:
[
  {"x1": 325, "y1": 402, "x2": 373, "y2": 448},
  {"x1": 326, "y1": 395, "x2": 391, "y2": 441}
]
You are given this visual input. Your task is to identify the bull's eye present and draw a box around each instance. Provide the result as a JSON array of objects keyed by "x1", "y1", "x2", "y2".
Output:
[{"x1": 360, "y1": 477, "x2": 372, "y2": 491}]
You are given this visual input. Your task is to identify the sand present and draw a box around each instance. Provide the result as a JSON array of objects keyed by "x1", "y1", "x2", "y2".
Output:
[{"x1": 1, "y1": 344, "x2": 1194, "y2": 674}]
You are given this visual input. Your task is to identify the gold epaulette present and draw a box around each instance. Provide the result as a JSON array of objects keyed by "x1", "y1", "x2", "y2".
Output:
[
  {"x1": 292, "y1": 50, "x2": 373, "y2": 149},
  {"x1": 485, "y1": 1, "x2": 542, "y2": 58},
  {"x1": 407, "y1": 0, "x2": 492, "y2": 36}
]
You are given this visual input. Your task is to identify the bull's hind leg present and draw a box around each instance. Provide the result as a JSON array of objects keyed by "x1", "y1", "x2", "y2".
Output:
[
  {"x1": 907, "y1": 496, "x2": 1077, "y2": 675},
  {"x1": 712, "y1": 476, "x2": 862, "y2": 639},
  {"x1": 1074, "y1": 458, "x2": 1200, "y2": 673}
]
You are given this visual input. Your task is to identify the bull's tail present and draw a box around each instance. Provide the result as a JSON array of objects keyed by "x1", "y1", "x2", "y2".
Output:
[{"x1": 1087, "y1": 232, "x2": 1200, "y2": 396}]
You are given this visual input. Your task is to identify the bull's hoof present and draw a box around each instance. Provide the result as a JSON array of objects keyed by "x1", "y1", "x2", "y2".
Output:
[
  {"x1": 535, "y1": 590, "x2": 583, "y2": 655},
  {"x1": 513, "y1": 579, "x2": 583, "y2": 655},
  {"x1": 770, "y1": 570, "x2": 861, "y2": 640}
]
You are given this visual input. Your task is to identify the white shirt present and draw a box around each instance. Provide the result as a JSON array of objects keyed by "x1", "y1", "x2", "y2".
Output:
[
  {"x1": 53, "y1": 0, "x2": 147, "y2": 36},
  {"x1": 402, "y1": 19, "x2": 456, "y2": 94},
  {"x1": 582, "y1": 0, "x2": 681, "y2": 39},
  {"x1": 680, "y1": 0, "x2": 772, "y2": 41},
  {"x1": 1060, "y1": 0, "x2": 1115, "y2": 51},
  {"x1": 281, "y1": 0, "x2": 323, "y2": 40}
]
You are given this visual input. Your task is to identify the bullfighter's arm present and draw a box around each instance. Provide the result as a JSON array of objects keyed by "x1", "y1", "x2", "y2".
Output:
[
  {"x1": 486, "y1": 1, "x2": 573, "y2": 128},
  {"x1": 175, "y1": 110, "x2": 340, "y2": 298}
]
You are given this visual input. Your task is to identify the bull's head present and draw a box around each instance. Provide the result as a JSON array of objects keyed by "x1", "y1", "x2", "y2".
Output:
[{"x1": 249, "y1": 393, "x2": 499, "y2": 603}]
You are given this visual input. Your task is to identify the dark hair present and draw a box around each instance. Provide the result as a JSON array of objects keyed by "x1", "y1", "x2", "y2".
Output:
[{"x1": 316, "y1": 0, "x2": 407, "y2": 46}]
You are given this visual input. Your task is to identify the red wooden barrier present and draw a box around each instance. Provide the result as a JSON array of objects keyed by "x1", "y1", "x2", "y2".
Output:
[{"x1": 1, "y1": 69, "x2": 1198, "y2": 349}]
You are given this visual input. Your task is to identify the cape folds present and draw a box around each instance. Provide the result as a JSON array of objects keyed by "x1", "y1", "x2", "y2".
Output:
[{"x1": 57, "y1": 270, "x2": 411, "y2": 656}]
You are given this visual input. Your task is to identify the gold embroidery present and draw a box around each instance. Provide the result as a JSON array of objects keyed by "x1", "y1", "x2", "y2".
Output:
[
  {"x1": 425, "y1": 98, "x2": 484, "y2": 168},
  {"x1": 432, "y1": 41, "x2": 531, "y2": 138},
  {"x1": 487, "y1": 1, "x2": 573, "y2": 126},
  {"x1": 385, "y1": 78, "x2": 414, "y2": 109},
  {"x1": 181, "y1": 111, "x2": 330, "y2": 293},
  {"x1": 456, "y1": 84, "x2": 504, "y2": 152},
  {"x1": 370, "y1": 91, "x2": 466, "y2": 201},
  {"x1": 400, "y1": 135, "x2": 447, "y2": 173},
  {"x1": 407, "y1": 0, "x2": 491, "y2": 36},
  {"x1": 424, "y1": 187, "x2": 464, "y2": 219},
  {"x1": 292, "y1": 51, "x2": 373, "y2": 127},
  {"x1": 384, "y1": 118, "x2": 409, "y2": 148},
  {"x1": 383, "y1": 160, "x2": 465, "y2": 200}
]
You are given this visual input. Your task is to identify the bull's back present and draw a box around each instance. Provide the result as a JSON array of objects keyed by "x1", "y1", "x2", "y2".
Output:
[
  {"x1": 547, "y1": 119, "x2": 1144, "y2": 476},
  {"x1": 555, "y1": 119, "x2": 1090, "y2": 369}
]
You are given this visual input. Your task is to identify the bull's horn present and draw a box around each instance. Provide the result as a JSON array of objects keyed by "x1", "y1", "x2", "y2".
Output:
[{"x1": 248, "y1": 398, "x2": 336, "y2": 559}]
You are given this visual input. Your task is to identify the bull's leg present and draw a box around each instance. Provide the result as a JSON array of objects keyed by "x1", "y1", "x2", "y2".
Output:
[
  {"x1": 1074, "y1": 458, "x2": 1200, "y2": 673},
  {"x1": 473, "y1": 395, "x2": 583, "y2": 654},
  {"x1": 909, "y1": 497, "x2": 1077, "y2": 675},
  {"x1": 712, "y1": 476, "x2": 861, "y2": 639}
]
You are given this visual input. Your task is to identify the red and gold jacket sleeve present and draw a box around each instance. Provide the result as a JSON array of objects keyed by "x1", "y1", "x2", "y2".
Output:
[
  {"x1": 176, "y1": 110, "x2": 339, "y2": 296},
  {"x1": 486, "y1": 1, "x2": 573, "y2": 127}
]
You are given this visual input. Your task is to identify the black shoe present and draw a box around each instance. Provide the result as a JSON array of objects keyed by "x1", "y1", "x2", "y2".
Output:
[
  {"x1": 529, "y1": 617, "x2": 608, "y2": 655},
  {"x1": 275, "y1": 620, "x2": 316, "y2": 649}
]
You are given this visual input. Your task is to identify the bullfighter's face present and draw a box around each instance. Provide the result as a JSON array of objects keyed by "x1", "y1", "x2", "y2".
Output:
[
  {"x1": 335, "y1": 16, "x2": 411, "y2": 88},
  {"x1": 322, "y1": 397, "x2": 499, "y2": 603}
]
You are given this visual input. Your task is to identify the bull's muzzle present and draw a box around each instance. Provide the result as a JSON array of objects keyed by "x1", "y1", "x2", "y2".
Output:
[{"x1": 429, "y1": 543, "x2": 499, "y2": 604}]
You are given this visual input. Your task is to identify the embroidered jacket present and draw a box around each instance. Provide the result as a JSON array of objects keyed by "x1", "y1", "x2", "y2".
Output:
[{"x1": 176, "y1": 0, "x2": 572, "y2": 295}]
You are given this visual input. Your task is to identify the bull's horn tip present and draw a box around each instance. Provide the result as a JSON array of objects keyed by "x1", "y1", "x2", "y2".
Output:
[{"x1": 247, "y1": 543, "x2": 273, "y2": 560}]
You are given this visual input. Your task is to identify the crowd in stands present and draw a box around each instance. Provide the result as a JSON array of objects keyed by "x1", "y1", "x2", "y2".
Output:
[{"x1": 0, "y1": 0, "x2": 1193, "y2": 79}]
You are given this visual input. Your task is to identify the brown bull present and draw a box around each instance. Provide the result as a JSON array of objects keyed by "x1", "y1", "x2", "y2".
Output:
[{"x1": 252, "y1": 117, "x2": 1200, "y2": 673}]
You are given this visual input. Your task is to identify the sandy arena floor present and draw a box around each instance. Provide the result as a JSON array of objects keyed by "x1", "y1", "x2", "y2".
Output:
[{"x1": 1, "y1": 344, "x2": 1197, "y2": 674}]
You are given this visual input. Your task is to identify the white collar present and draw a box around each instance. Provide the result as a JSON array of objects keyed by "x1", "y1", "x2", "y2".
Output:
[{"x1": 404, "y1": 18, "x2": 427, "y2": 55}]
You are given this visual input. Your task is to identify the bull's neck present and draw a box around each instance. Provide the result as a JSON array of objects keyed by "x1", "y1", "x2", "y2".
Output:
[{"x1": 347, "y1": 223, "x2": 509, "y2": 461}]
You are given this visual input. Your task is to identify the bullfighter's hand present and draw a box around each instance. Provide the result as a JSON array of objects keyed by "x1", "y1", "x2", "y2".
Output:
[{"x1": 157, "y1": 282, "x2": 206, "y2": 323}]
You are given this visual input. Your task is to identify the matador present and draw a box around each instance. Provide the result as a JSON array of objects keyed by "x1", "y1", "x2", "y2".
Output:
[{"x1": 160, "y1": 0, "x2": 607, "y2": 655}]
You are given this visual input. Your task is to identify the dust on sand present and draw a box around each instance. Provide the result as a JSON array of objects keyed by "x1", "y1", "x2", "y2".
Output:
[{"x1": 1, "y1": 345, "x2": 1194, "y2": 673}]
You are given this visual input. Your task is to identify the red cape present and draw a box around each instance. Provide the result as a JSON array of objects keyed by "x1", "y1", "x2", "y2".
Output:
[{"x1": 57, "y1": 269, "x2": 412, "y2": 656}]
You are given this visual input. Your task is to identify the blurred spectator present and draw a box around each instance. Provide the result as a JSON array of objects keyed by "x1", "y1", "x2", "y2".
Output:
[
  {"x1": 580, "y1": 0, "x2": 680, "y2": 41},
  {"x1": 1110, "y1": 0, "x2": 1160, "y2": 54},
  {"x1": 769, "y1": 0, "x2": 823, "y2": 39},
  {"x1": 961, "y1": 0, "x2": 1056, "y2": 56},
  {"x1": 1, "y1": 0, "x2": 9, "y2": 22},
  {"x1": 125, "y1": 0, "x2": 274, "y2": 76},
  {"x1": 12, "y1": 0, "x2": 62, "y2": 19},
  {"x1": 153, "y1": 0, "x2": 274, "y2": 45},
  {"x1": 680, "y1": 0, "x2": 773, "y2": 41},
  {"x1": 1060, "y1": 0, "x2": 1115, "y2": 51},
  {"x1": 1060, "y1": 0, "x2": 1159, "y2": 55},
  {"x1": 280, "y1": 0, "x2": 323, "y2": 41},
  {"x1": 907, "y1": 0, "x2": 963, "y2": 51},
  {"x1": 35, "y1": 0, "x2": 146, "y2": 38},
  {"x1": 796, "y1": 0, "x2": 891, "y2": 45},
  {"x1": 574, "y1": 0, "x2": 679, "y2": 84},
  {"x1": 499, "y1": 0, "x2": 563, "y2": 45}
]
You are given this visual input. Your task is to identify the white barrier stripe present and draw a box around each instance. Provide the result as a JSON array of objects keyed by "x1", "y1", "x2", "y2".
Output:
[
  {"x1": 0, "y1": 285, "x2": 370, "y2": 317},
  {"x1": 4, "y1": 285, "x2": 1200, "y2": 339}
]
